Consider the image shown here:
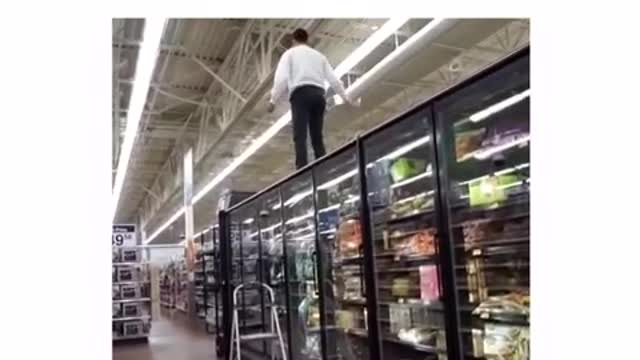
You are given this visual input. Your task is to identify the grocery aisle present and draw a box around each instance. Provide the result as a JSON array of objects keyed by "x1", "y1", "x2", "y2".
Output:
[{"x1": 113, "y1": 309, "x2": 216, "y2": 360}]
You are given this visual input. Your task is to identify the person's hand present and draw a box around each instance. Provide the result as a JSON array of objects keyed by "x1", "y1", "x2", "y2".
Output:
[{"x1": 267, "y1": 102, "x2": 275, "y2": 113}]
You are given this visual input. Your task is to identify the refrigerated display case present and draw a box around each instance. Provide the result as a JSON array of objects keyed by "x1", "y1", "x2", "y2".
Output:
[
  {"x1": 218, "y1": 46, "x2": 529, "y2": 360},
  {"x1": 434, "y1": 51, "x2": 530, "y2": 360},
  {"x1": 313, "y1": 146, "x2": 371, "y2": 360},
  {"x1": 280, "y1": 171, "x2": 319, "y2": 360},
  {"x1": 363, "y1": 107, "x2": 449, "y2": 360}
]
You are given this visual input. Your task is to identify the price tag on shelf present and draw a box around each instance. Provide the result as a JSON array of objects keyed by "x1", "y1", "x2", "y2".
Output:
[{"x1": 113, "y1": 224, "x2": 137, "y2": 247}]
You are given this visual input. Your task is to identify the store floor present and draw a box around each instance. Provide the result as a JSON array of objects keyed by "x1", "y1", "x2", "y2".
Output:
[{"x1": 113, "y1": 309, "x2": 216, "y2": 360}]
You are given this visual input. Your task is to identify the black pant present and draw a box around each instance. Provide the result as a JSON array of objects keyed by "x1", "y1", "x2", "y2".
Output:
[{"x1": 290, "y1": 85, "x2": 327, "y2": 169}]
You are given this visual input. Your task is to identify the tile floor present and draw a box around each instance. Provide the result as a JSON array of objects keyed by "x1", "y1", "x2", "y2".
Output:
[{"x1": 113, "y1": 309, "x2": 217, "y2": 360}]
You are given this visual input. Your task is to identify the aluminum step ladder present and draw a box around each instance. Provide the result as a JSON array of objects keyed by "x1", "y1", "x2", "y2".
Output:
[{"x1": 230, "y1": 282, "x2": 287, "y2": 360}]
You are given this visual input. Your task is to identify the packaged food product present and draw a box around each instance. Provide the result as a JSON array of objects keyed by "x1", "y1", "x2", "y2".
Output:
[
  {"x1": 391, "y1": 278, "x2": 411, "y2": 297},
  {"x1": 471, "y1": 328, "x2": 485, "y2": 357},
  {"x1": 343, "y1": 276, "x2": 363, "y2": 300},
  {"x1": 338, "y1": 219, "x2": 362, "y2": 257},
  {"x1": 473, "y1": 292, "x2": 530, "y2": 319},
  {"x1": 336, "y1": 310, "x2": 357, "y2": 329},
  {"x1": 389, "y1": 303, "x2": 412, "y2": 334},
  {"x1": 483, "y1": 324, "x2": 529, "y2": 360},
  {"x1": 390, "y1": 158, "x2": 426, "y2": 183},
  {"x1": 398, "y1": 327, "x2": 437, "y2": 345},
  {"x1": 419, "y1": 265, "x2": 440, "y2": 301},
  {"x1": 455, "y1": 128, "x2": 486, "y2": 161},
  {"x1": 392, "y1": 229, "x2": 437, "y2": 257}
]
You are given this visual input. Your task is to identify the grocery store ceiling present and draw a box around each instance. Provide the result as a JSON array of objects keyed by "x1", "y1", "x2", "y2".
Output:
[{"x1": 112, "y1": 18, "x2": 529, "y2": 244}]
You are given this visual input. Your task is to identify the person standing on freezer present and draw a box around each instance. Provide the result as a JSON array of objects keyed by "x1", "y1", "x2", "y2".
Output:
[{"x1": 268, "y1": 28, "x2": 359, "y2": 169}]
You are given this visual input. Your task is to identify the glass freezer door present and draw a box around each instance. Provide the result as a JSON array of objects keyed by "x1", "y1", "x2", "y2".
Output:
[
  {"x1": 363, "y1": 108, "x2": 449, "y2": 360},
  {"x1": 257, "y1": 189, "x2": 288, "y2": 359},
  {"x1": 313, "y1": 146, "x2": 370, "y2": 360},
  {"x1": 281, "y1": 172, "x2": 320, "y2": 360},
  {"x1": 435, "y1": 52, "x2": 530, "y2": 360}
]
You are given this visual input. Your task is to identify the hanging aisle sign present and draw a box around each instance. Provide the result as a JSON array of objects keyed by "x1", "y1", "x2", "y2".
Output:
[{"x1": 112, "y1": 224, "x2": 137, "y2": 247}]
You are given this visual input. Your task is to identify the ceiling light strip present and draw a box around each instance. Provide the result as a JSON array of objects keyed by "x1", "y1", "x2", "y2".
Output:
[
  {"x1": 112, "y1": 19, "x2": 167, "y2": 221},
  {"x1": 470, "y1": 89, "x2": 530, "y2": 123},
  {"x1": 145, "y1": 18, "x2": 434, "y2": 244}
]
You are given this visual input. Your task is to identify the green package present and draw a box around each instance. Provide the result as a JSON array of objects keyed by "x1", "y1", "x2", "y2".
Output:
[{"x1": 468, "y1": 174, "x2": 518, "y2": 207}]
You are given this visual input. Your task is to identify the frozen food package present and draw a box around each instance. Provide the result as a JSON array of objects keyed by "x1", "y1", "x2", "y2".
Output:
[
  {"x1": 390, "y1": 158, "x2": 426, "y2": 183},
  {"x1": 338, "y1": 219, "x2": 362, "y2": 257},
  {"x1": 455, "y1": 128, "x2": 486, "y2": 161},
  {"x1": 483, "y1": 324, "x2": 529, "y2": 360},
  {"x1": 389, "y1": 303, "x2": 412, "y2": 334},
  {"x1": 468, "y1": 174, "x2": 518, "y2": 207},
  {"x1": 391, "y1": 278, "x2": 411, "y2": 297},
  {"x1": 419, "y1": 265, "x2": 440, "y2": 301}
]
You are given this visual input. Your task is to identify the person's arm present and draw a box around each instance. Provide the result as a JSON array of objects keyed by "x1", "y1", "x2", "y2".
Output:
[
  {"x1": 322, "y1": 56, "x2": 352, "y2": 104},
  {"x1": 269, "y1": 51, "x2": 290, "y2": 105}
]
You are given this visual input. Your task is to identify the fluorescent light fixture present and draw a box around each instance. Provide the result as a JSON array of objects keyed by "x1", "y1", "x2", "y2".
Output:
[
  {"x1": 458, "y1": 163, "x2": 530, "y2": 186},
  {"x1": 344, "y1": 18, "x2": 446, "y2": 97},
  {"x1": 243, "y1": 218, "x2": 255, "y2": 225},
  {"x1": 260, "y1": 223, "x2": 281, "y2": 233},
  {"x1": 474, "y1": 135, "x2": 530, "y2": 160},
  {"x1": 395, "y1": 192, "x2": 428, "y2": 205},
  {"x1": 318, "y1": 169, "x2": 358, "y2": 190},
  {"x1": 376, "y1": 136, "x2": 430, "y2": 162},
  {"x1": 345, "y1": 195, "x2": 360, "y2": 204},
  {"x1": 470, "y1": 89, "x2": 531, "y2": 123},
  {"x1": 285, "y1": 211, "x2": 314, "y2": 225},
  {"x1": 144, "y1": 207, "x2": 185, "y2": 244},
  {"x1": 318, "y1": 204, "x2": 341, "y2": 214},
  {"x1": 390, "y1": 170, "x2": 432, "y2": 189},
  {"x1": 288, "y1": 226, "x2": 314, "y2": 236},
  {"x1": 333, "y1": 18, "x2": 409, "y2": 77},
  {"x1": 284, "y1": 190, "x2": 313, "y2": 208},
  {"x1": 145, "y1": 18, "x2": 431, "y2": 244},
  {"x1": 112, "y1": 19, "x2": 166, "y2": 221}
]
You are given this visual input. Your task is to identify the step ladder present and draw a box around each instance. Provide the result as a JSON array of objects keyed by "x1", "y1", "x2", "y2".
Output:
[{"x1": 230, "y1": 282, "x2": 287, "y2": 360}]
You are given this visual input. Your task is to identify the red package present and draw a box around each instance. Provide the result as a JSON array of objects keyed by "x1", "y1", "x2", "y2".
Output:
[
  {"x1": 420, "y1": 265, "x2": 440, "y2": 301},
  {"x1": 338, "y1": 219, "x2": 362, "y2": 257}
]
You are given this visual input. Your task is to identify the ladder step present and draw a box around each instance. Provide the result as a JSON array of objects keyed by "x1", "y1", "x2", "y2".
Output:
[{"x1": 239, "y1": 332, "x2": 279, "y2": 342}]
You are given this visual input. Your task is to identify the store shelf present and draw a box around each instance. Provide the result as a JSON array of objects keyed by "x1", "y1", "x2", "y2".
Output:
[
  {"x1": 113, "y1": 281, "x2": 150, "y2": 286},
  {"x1": 113, "y1": 262, "x2": 148, "y2": 267},
  {"x1": 345, "y1": 328, "x2": 441, "y2": 354},
  {"x1": 377, "y1": 209, "x2": 435, "y2": 226},
  {"x1": 113, "y1": 334, "x2": 149, "y2": 341},
  {"x1": 113, "y1": 298, "x2": 151, "y2": 304},
  {"x1": 113, "y1": 316, "x2": 151, "y2": 322}
]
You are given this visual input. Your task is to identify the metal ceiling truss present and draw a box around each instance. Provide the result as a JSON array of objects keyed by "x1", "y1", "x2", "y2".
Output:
[{"x1": 138, "y1": 19, "x2": 321, "y2": 230}]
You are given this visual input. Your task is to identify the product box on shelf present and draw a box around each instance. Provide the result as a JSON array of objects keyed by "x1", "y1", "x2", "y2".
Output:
[
  {"x1": 112, "y1": 303, "x2": 121, "y2": 318},
  {"x1": 122, "y1": 320, "x2": 145, "y2": 337},
  {"x1": 120, "y1": 284, "x2": 141, "y2": 299},
  {"x1": 121, "y1": 248, "x2": 141, "y2": 263},
  {"x1": 117, "y1": 267, "x2": 138, "y2": 282},
  {"x1": 419, "y1": 265, "x2": 440, "y2": 301},
  {"x1": 112, "y1": 285, "x2": 121, "y2": 300},
  {"x1": 122, "y1": 302, "x2": 142, "y2": 317}
]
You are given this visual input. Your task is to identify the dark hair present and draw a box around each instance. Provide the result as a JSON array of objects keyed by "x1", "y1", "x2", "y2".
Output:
[{"x1": 292, "y1": 28, "x2": 308, "y2": 43}]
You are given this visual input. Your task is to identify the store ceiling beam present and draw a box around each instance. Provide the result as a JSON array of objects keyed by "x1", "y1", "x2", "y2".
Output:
[
  {"x1": 152, "y1": 86, "x2": 204, "y2": 106},
  {"x1": 189, "y1": 55, "x2": 247, "y2": 103},
  {"x1": 138, "y1": 19, "x2": 327, "y2": 227}
]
